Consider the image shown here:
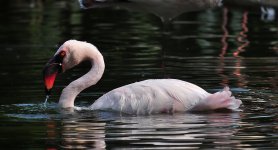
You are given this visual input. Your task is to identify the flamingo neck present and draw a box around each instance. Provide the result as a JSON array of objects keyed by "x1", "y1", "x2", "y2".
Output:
[{"x1": 58, "y1": 48, "x2": 105, "y2": 108}]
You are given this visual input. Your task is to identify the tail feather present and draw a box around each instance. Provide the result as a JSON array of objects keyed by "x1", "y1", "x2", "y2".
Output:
[{"x1": 192, "y1": 87, "x2": 242, "y2": 111}]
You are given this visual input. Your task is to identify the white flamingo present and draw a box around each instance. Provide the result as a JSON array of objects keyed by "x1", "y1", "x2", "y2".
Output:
[{"x1": 43, "y1": 40, "x2": 242, "y2": 114}]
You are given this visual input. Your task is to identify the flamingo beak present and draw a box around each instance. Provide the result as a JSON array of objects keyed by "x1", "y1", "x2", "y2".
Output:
[{"x1": 43, "y1": 55, "x2": 63, "y2": 96}]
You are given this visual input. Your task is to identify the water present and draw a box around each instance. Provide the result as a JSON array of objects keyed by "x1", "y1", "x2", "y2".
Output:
[
  {"x1": 44, "y1": 95, "x2": 49, "y2": 107},
  {"x1": 0, "y1": 0, "x2": 277, "y2": 149}
]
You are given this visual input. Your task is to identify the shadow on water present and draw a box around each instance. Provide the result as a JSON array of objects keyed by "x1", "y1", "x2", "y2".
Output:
[{"x1": 0, "y1": 0, "x2": 277, "y2": 149}]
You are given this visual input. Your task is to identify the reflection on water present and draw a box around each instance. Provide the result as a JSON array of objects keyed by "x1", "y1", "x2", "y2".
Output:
[
  {"x1": 0, "y1": 0, "x2": 277, "y2": 149},
  {"x1": 48, "y1": 112, "x2": 241, "y2": 149}
]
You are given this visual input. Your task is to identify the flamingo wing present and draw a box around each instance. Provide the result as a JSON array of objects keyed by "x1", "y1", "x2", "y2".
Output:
[{"x1": 90, "y1": 79, "x2": 210, "y2": 114}]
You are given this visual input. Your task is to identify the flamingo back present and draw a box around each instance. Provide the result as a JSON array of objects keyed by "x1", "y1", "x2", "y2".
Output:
[{"x1": 90, "y1": 79, "x2": 210, "y2": 114}]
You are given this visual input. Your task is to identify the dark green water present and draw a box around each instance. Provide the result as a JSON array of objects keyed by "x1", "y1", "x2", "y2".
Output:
[{"x1": 0, "y1": 0, "x2": 277, "y2": 149}]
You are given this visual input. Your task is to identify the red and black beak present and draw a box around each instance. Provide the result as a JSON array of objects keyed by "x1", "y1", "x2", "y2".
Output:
[{"x1": 43, "y1": 54, "x2": 63, "y2": 96}]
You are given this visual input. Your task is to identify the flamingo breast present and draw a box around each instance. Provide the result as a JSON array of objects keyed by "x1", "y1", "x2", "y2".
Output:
[{"x1": 90, "y1": 79, "x2": 210, "y2": 114}]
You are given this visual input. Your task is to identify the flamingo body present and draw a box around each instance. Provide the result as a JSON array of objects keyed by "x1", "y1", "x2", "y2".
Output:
[
  {"x1": 43, "y1": 40, "x2": 242, "y2": 115},
  {"x1": 91, "y1": 79, "x2": 209, "y2": 114}
]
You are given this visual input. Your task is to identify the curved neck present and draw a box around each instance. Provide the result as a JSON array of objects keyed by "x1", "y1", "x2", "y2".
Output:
[{"x1": 58, "y1": 48, "x2": 105, "y2": 108}]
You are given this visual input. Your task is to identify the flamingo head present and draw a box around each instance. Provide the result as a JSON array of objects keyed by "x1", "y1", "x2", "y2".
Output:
[
  {"x1": 43, "y1": 40, "x2": 101, "y2": 96},
  {"x1": 43, "y1": 40, "x2": 84, "y2": 95}
]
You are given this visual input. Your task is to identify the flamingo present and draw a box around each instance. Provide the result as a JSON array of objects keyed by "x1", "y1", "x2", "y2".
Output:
[{"x1": 43, "y1": 40, "x2": 242, "y2": 114}]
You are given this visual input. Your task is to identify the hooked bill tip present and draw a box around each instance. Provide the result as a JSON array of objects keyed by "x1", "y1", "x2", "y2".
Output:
[{"x1": 43, "y1": 62, "x2": 62, "y2": 95}]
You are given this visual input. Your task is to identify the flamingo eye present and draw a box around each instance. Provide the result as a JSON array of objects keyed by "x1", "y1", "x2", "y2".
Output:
[{"x1": 60, "y1": 51, "x2": 66, "y2": 58}]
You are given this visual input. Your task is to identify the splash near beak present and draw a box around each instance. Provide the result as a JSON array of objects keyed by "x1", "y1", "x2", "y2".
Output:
[{"x1": 43, "y1": 55, "x2": 63, "y2": 95}]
